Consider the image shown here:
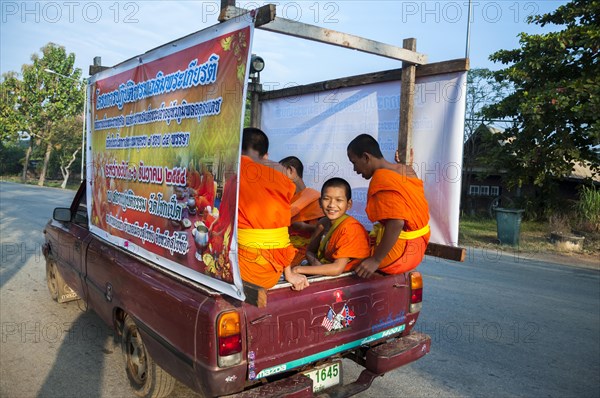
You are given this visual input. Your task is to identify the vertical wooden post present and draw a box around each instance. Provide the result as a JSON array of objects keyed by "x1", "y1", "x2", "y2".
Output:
[
  {"x1": 398, "y1": 38, "x2": 417, "y2": 165},
  {"x1": 249, "y1": 79, "x2": 262, "y2": 128}
]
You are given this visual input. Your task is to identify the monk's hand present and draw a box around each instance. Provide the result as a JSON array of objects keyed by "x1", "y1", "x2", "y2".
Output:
[
  {"x1": 355, "y1": 257, "x2": 380, "y2": 279},
  {"x1": 284, "y1": 267, "x2": 309, "y2": 291}
]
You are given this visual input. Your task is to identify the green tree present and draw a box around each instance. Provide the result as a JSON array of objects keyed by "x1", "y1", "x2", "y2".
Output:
[
  {"x1": 485, "y1": 0, "x2": 600, "y2": 214},
  {"x1": 53, "y1": 115, "x2": 82, "y2": 188},
  {"x1": 0, "y1": 72, "x2": 25, "y2": 143},
  {"x1": 19, "y1": 43, "x2": 84, "y2": 186},
  {"x1": 0, "y1": 72, "x2": 28, "y2": 176}
]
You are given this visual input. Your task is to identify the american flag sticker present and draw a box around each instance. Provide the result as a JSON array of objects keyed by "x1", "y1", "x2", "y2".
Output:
[{"x1": 321, "y1": 308, "x2": 335, "y2": 331}]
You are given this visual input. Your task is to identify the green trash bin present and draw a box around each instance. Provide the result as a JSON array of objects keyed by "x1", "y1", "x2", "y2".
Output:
[{"x1": 495, "y1": 208, "x2": 524, "y2": 246}]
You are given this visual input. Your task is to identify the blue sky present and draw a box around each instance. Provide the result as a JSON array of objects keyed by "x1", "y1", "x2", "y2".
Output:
[{"x1": 1, "y1": 1, "x2": 568, "y2": 85}]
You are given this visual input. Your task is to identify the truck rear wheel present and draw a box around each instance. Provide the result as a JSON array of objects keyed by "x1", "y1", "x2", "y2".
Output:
[{"x1": 122, "y1": 315, "x2": 175, "y2": 398}]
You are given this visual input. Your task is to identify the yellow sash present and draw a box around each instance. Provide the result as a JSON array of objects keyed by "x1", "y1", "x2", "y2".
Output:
[
  {"x1": 238, "y1": 226, "x2": 291, "y2": 249},
  {"x1": 317, "y1": 215, "x2": 349, "y2": 264},
  {"x1": 369, "y1": 223, "x2": 430, "y2": 246}
]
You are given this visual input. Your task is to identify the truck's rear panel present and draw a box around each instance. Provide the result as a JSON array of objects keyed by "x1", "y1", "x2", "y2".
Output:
[{"x1": 243, "y1": 272, "x2": 421, "y2": 387}]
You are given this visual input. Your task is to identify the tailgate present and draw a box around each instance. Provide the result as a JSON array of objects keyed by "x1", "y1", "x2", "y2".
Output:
[{"x1": 243, "y1": 273, "x2": 410, "y2": 380}]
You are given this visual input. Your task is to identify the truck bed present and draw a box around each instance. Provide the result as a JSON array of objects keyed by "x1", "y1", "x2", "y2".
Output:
[{"x1": 43, "y1": 187, "x2": 429, "y2": 397}]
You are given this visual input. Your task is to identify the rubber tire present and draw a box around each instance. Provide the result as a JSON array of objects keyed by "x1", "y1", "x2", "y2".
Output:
[
  {"x1": 46, "y1": 258, "x2": 63, "y2": 302},
  {"x1": 122, "y1": 315, "x2": 175, "y2": 398}
]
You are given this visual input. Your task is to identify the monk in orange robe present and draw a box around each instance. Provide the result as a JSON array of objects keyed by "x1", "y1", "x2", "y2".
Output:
[
  {"x1": 238, "y1": 128, "x2": 309, "y2": 291},
  {"x1": 195, "y1": 165, "x2": 215, "y2": 211},
  {"x1": 347, "y1": 134, "x2": 430, "y2": 278},
  {"x1": 293, "y1": 178, "x2": 370, "y2": 276},
  {"x1": 279, "y1": 156, "x2": 325, "y2": 264},
  {"x1": 187, "y1": 161, "x2": 202, "y2": 191},
  {"x1": 188, "y1": 161, "x2": 215, "y2": 213}
]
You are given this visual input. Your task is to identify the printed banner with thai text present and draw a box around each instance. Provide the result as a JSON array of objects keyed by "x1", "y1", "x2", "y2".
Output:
[{"x1": 86, "y1": 18, "x2": 253, "y2": 300}]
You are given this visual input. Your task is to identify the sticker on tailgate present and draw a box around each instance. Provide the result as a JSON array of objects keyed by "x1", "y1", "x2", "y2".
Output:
[{"x1": 321, "y1": 303, "x2": 355, "y2": 332}]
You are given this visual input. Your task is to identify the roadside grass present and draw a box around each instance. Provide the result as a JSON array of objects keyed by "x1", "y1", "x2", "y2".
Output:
[{"x1": 459, "y1": 215, "x2": 600, "y2": 257}]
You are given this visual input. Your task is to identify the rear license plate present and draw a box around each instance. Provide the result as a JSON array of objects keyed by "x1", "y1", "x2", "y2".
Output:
[{"x1": 302, "y1": 361, "x2": 342, "y2": 392}]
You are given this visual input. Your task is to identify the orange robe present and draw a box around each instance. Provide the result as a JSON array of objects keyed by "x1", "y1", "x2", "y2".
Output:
[
  {"x1": 366, "y1": 168, "x2": 430, "y2": 274},
  {"x1": 195, "y1": 170, "x2": 215, "y2": 212},
  {"x1": 291, "y1": 188, "x2": 323, "y2": 223},
  {"x1": 318, "y1": 216, "x2": 371, "y2": 271},
  {"x1": 289, "y1": 187, "x2": 324, "y2": 265},
  {"x1": 187, "y1": 168, "x2": 201, "y2": 190},
  {"x1": 238, "y1": 156, "x2": 297, "y2": 288}
]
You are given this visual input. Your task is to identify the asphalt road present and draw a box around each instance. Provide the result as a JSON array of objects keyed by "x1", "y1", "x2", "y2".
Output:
[{"x1": 1, "y1": 182, "x2": 599, "y2": 397}]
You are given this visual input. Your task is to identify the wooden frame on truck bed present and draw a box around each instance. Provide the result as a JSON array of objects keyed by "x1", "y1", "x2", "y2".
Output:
[{"x1": 87, "y1": 2, "x2": 466, "y2": 304}]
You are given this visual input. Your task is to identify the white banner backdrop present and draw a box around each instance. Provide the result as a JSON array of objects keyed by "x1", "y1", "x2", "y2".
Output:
[{"x1": 262, "y1": 71, "x2": 467, "y2": 246}]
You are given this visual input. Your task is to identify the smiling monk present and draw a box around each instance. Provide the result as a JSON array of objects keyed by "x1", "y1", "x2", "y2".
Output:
[{"x1": 347, "y1": 134, "x2": 430, "y2": 278}]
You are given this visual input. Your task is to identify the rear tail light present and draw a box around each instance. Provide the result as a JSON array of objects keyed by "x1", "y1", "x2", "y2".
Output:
[
  {"x1": 409, "y1": 272, "x2": 423, "y2": 313},
  {"x1": 217, "y1": 311, "x2": 242, "y2": 367}
]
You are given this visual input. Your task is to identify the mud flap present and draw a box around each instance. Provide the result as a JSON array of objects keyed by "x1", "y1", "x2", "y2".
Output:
[
  {"x1": 57, "y1": 282, "x2": 79, "y2": 303},
  {"x1": 46, "y1": 258, "x2": 80, "y2": 303}
]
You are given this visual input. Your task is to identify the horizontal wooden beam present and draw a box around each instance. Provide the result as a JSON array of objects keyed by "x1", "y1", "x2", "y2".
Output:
[
  {"x1": 417, "y1": 57, "x2": 470, "y2": 77},
  {"x1": 425, "y1": 243, "x2": 466, "y2": 262},
  {"x1": 218, "y1": 4, "x2": 276, "y2": 26},
  {"x1": 261, "y1": 17, "x2": 427, "y2": 65},
  {"x1": 243, "y1": 281, "x2": 268, "y2": 307},
  {"x1": 259, "y1": 58, "x2": 469, "y2": 101},
  {"x1": 220, "y1": 5, "x2": 427, "y2": 65}
]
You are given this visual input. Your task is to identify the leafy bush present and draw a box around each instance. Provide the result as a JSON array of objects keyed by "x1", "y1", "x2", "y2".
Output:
[
  {"x1": 0, "y1": 143, "x2": 26, "y2": 175},
  {"x1": 575, "y1": 186, "x2": 600, "y2": 232}
]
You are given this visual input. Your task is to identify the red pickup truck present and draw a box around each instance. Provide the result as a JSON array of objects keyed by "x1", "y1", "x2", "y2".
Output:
[{"x1": 43, "y1": 181, "x2": 430, "y2": 397}]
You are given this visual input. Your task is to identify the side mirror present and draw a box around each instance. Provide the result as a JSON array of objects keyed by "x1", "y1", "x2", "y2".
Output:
[{"x1": 53, "y1": 208, "x2": 72, "y2": 222}]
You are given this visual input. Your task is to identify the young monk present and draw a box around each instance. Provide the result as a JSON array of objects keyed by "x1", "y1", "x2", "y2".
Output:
[
  {"x1": 237, "y1": 127, "x2": 309, "y2": 291},
  {"x1": 293, "y1": 178, "x2": 370, "y2": 276},
  {"x1": 279, "y1": 156, "x2": 325, "y2": 264},
  {"x1": 279, "y1": 156, "x2": 324, "y2": 234},
  {"x1": 347, "y1": 134, "x2": 430, "y2": 278}
]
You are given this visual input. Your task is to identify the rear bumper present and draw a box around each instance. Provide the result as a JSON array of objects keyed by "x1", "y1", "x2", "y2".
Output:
[
  {"x1": 365, "y1": 331, "x2": 431, "y2": 374},
  {"x1": 225, "y1": 332, "x2": 430, "y2": 398}
]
